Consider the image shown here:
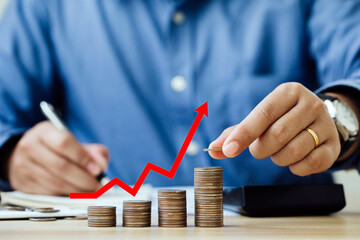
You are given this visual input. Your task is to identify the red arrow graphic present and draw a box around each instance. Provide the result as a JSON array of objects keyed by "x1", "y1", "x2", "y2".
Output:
[{"x1": 70, "y1": 102, "x2": 208, "y2": 198}]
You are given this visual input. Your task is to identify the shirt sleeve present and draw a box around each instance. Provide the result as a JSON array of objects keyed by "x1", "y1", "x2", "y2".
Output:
[
  {"x1": 0, "y1": 0, "x2": 57, "y2": 190},
  {"x1": 308, "y1": 0, "x2": 360, "y2": 173}
]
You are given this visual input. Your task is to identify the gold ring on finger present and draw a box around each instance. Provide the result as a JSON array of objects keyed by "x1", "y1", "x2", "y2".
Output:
[{"x1": 305, "y1": 128, "x2": 319, "y2": 148}]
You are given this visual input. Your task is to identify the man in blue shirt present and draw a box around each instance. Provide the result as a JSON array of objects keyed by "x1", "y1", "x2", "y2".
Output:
[{"x1": 0, "y1": 0, "x2": 359, "y2": 195}]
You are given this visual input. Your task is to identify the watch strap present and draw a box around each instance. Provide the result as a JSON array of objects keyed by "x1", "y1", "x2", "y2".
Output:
[{"x1": 317, "y1": 93, "x2": 338, "y2": 102}]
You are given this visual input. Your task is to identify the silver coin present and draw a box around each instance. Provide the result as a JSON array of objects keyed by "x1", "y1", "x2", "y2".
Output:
[
  {"x1": 29, "y1": 217, "x2": 57, "y2": 222},
  {"x1": 34, "y1": 209, "x2": 60, "y2": 213},
  {"x1": 1, "y1": 206, "x2": 26, "y2": 211},
  {"x1": 63, "y1": 215, "x2": 88, "y2": 220}
]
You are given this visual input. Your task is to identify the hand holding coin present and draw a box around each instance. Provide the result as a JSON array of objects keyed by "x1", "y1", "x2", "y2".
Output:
[{"x1": 208, "y1": 82, "x2": 342, "y2": 177}]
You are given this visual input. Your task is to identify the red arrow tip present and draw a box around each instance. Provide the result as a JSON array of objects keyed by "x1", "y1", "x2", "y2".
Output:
[{"x1": 195, "y1": 101, "x2": 208, "y2": 117}]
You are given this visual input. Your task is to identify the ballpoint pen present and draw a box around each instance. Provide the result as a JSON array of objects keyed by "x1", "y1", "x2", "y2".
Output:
[{"x1": 40, "y1": 101, "x2": 106, "y2": 182}]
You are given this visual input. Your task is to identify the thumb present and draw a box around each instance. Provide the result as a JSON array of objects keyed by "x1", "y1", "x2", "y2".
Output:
[{"x1": 208, "y1": 125, "x2": 237, "y2": 159}]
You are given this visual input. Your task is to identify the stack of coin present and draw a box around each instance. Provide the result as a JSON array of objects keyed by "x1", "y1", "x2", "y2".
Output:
[
  {"x1": 87, "y1": 206, "x2": 116, "y2": 227},
  {"x1": 122, "y1": 200, "x2": 151, "y2": 227},
  {"x1": 194, "y1": 167, "x2": 223, "y2": 227},
  {"x1": 158, "y1": 189, "x2": 187, "y2": 227}
]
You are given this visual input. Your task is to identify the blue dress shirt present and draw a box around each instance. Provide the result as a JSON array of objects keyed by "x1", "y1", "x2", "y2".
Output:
[{"x1": 1, "y1": 0, "x2": 360, "y2": 191}]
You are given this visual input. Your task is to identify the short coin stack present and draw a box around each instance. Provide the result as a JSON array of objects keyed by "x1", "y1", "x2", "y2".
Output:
[
  {"x1": 87, "y1": 206, "x2": 116, "y2": 227},
  {"x1": 122, "y1": 200, "x2": 151, "y2": 227},
  {"x1": 158, "y1": 189, "x2": 187, "y2": 227},
  {"x1": 194, "y1": 167, "x2": 223, "y2": 227}
]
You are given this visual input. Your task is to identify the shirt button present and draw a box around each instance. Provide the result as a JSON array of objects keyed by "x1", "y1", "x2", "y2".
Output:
[
  {"x1": 172, "y1": 11, "x2": 186, "y2": 25},
  {"x1": 187, "y1": 141, "x2": 200, "y2": 156},
  {"x1": 171, "y1": 75, "x2": 187, "y2": 92}
]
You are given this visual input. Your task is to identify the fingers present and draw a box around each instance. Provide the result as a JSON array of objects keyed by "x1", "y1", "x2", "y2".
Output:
[
  {"x1": 26, "y1": 160, "x2": 81, "y2": 196},
  {"x1": 8, "y1": 152, "x2": 69, "y2": 196},
  {"x1": 26, "y1": 138, "x2": 101, "y2": 192},
  {"x1": 36, "y1": 122, "x2": 101, "y2": 175},
  {"x1": 249, "y1": 96, "x2": 329, "y2": 159},
  {"x1": 222, "y1": 83, "x2": 301, "y2": 157},
  {"x1": 83, "y1": 144, "x2": 110, "y2": 172},
  {"x1": 289, "y1": 142, "x2": 340, "y2": 176},
  {"x1": 270, "y1": 122, "x2": 329, "y2": 167},
  {"x1": 20, "y1": 180, "x2": 53, "y2": 196},
  {"x1": 208, "y1": 126, "x2": 236, "y2": 159},
  {"x1": 8, "y1": 154, "x2": 40, "y2": 193}
]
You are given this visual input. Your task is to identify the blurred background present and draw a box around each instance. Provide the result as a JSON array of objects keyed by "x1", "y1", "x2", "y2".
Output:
[
  {"x1": 0, "y1": 0, "x2": 8, "y2": 18},
  {"x1": 0, "y1": 0, "x2": 358, "y2": 195}
]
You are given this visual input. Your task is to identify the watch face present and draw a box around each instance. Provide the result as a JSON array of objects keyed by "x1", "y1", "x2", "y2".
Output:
[{"x1": 335, "y1": 100, "x2": 359, "y2": 134}]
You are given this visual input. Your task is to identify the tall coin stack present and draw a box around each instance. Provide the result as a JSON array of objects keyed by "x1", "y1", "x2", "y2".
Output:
[
  {"x1": 87, "y1": 206, "x2": 116, "y2": 227},
  {"x1": 194, "y1": 167, "x2": 223, "y2": 227},
  {"x1": 158, "y1": 189, "x2": 187, "y2": 227},
  {"x1": 122, "y1": 200, "x2": 152, "y2": 227}
]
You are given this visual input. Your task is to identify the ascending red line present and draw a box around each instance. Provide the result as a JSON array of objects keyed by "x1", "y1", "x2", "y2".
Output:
[{"x1": 70, "y1": 102, "x2": 208, "y2": 199}]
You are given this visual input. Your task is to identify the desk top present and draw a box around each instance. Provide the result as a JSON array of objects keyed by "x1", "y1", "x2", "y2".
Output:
[{"x1": 1, "y1": 192, "x2": 359, "y2": 239}]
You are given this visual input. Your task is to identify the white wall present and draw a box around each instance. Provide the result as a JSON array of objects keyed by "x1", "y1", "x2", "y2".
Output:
[{"x1": 0, "y1": 0, "x2": 359, "y2": 194}]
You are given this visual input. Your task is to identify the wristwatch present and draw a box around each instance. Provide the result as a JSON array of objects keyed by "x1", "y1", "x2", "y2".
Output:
[{"x1": 317, "y1": 93, "x2": 359, "y2": 158}]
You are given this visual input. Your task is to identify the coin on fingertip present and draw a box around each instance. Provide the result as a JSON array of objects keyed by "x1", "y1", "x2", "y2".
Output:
[{"x1": 203, "y1": 148, "x2": 222, "y2": 152}]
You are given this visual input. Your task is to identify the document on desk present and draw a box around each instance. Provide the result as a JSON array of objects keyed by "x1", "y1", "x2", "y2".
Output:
[
  {"x1": 0, "y1": 184, "x2": 153, "y2": 209},
  {"x1": 0, "y1": 185, "x2": 236, "y2": 219},
  {"x1": 0, "y1": 206, "x2": 86, "y2": 220},
  {"x1": 0, "y1": 184, "x2": 153, "y2": 219}
]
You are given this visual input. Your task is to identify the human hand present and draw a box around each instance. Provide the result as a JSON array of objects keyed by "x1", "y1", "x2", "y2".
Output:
[
  {"x1": 209, "y1": 82, "x2": 341, "y2": 176},
  {"x1": 7, "y1": 121, "x2": 109, "y2": 195}
]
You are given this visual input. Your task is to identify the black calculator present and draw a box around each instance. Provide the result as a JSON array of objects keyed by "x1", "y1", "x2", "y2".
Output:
[{"x1": 223, "y1": 184, "x2": 346, "y2": 217}]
